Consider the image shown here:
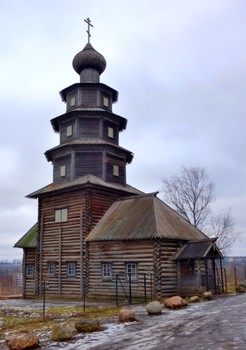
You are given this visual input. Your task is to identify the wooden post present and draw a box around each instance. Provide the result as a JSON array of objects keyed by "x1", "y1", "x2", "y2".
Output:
[
  {"x1": 58, "y1": 227, "x2": 62, "y2": 296},
  {"x1": 212, "y1": 259, "x2": 217, "y2": 292},
  {"x1": 39, "y1": 214, "x2": 44, "y2": 296},
  {"x1": 234, "y1": 266, "x2": 238, "y2": 286},
  {"x1": 177, "y1": 260, "x2": 181, "y2": 289},
  {"x1": 80, "y1": 209, "x2": 83, "y2": 297},
  {"x1": 197, "y1": 260, "x2": 201, "y2": 289},
  {"x1": 205, "y1": 259, "x2": 209, "y2": 291},
  {"x1": 219, "y1": 258, "x2": 224, "y2": 293}
]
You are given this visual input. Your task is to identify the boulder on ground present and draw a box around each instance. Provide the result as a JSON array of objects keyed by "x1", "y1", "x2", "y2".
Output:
[
  {"x1": 188, "y1": 296, "x2": 200, "y2": 303},
  {"x1": 119, "y1": 308, "x2": 136, "y2": 323},
  {"x1": 5, "y1": 331, "x2": 39, "y2": 350},
  {"x1": 75, "y1": 319, "x2": 103, "y2": 332},
  {"x1": 164, "y1": 296, "x2": 188, "y2": 309},
  {"x1": 203, "y1": 291, "x2": 213, "y2": 300},
  {"x1": 146, "y1": 301, "x2": 162, "y2": 315},
  {"x1": 235, "y1": 285, "x2": 246, "y2": 293},
  {"x1": 51, "y1": 323, "x2": 76, "y2": 342}
]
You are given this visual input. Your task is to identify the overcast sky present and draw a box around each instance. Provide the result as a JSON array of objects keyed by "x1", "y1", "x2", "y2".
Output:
[{"x1": 0, "y1": 0, "x2": 246, "y2": 260}]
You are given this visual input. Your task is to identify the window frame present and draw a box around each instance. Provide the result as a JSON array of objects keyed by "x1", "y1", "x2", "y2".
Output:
[
  {"x1": 103, "y1": 96, "x2": 109, "y2": 107},
  {"x1": 66, "y1": 125, "x2": 73, "y2": 137},
  {"x1": 55, "y1": 208, "x2": 68, "y2": 223},
  {"x1": 101, "y1": 262, "x2": 113, "y2": 281},
  {"x1": 69, "y1": 96, "x2": 76, "y2": 107},
  {"x1": 26, "y1": 264, "x2": 34, "y2": 277},
  {"x1": 48, "y1": 262, "x2": 56, "y2": 276},
  {"x1": 107, "y1": 127, "x2": 114, "y2": 139},
  {"x1": 113, "y1": 164, "x2": 119, "y2": 177},
  {"x1": 67, "y1": 262, "x2": 76, "y2": 277},
  {"x1": 125, "y1": 262, "x2": 138, "y2": 281},
  {"x1": 60, "y1": 165, "x2": 66, "y2": 177}
]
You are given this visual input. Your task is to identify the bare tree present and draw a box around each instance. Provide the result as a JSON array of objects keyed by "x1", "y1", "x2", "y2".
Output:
[
  {"x1": 162, "y1": 166, "x2": 216, "y2": 228},
  {"x1": 206, "y1": 209, "x2": 240, "y2": 254},
  {"x1": 162, "y1": 166, "x2": 239, "y2": 254}
]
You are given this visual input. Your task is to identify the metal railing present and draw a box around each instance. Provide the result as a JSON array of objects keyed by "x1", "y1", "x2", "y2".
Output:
[{"x1": 115, "y1": 273, "x2": 152, "y2": 306}]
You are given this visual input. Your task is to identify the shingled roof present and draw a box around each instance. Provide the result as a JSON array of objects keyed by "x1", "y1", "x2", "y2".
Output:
[
  {"x1": 14, "y1": 223, "x2": 38, "y2": 248},
  {"x1": 27, "y1": 174, "x2": 143, "y2": 199},
  {"x1": 86, "y1": 192, "x2": 209, "y2": 242}
]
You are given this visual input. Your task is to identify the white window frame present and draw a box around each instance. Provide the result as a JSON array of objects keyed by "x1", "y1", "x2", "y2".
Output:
[
  {"x1": 113, "y1": 164, "x2": 119, "y2": 177},
  {"x1": 48, "y1": 262, "x2": 56, "y2": 276},
  {"x1": 60, "y1": 165, "x2": 66, "y2": 177},
  {"x1": 55, "y1": 208, "x2": 68, "y2": 223},
  {"x1": 67, "y1": 262, "x2": 76, "y2": 276},
  {"x1": 125, "y1": 262, "x2": 138, "y2": 281},
  {"x1": 101, "y1": 263, "x2": 113, "y2": 280},
  {"x1": 26, "y1": 264, "x2": 34, "y2": 277},
  {"x1": 66, "y1": 125, "x2": 72, "y2": 137},
  {"x1": 108, "y1": 127, "x2": 114, "y2": 139},
  {"x1": 70, "y1": 96, "x2": 76, "y2": 107},
  {"x1": 103, "y1": 96, "x2": 109, "y2": 107}
]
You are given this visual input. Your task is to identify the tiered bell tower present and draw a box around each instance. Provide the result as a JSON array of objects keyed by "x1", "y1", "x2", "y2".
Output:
[
  {"x1": 45, "y1": 19, "x2": 133, "y2": 187},
  {"x1": 17, "y1": 20, "x2": 142, "y2": 299}
]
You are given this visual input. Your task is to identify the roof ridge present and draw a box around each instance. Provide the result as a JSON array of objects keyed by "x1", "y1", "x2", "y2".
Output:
[{"x1": 116, "y1": 191, "x2": 158, "y2": 201}]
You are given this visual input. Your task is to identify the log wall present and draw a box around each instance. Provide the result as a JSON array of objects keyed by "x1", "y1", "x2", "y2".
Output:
[
  {"x1": 159, "y1": 240, "x2": 181, "y2": 296},
  {"x1": 23, "y1": 248, "x2": 37, "y2": 299},
  {"x1": 87, "y1": 240, "x2": 154, "y2": 299},
  {"x1": 35, "y1": 186, "x2": 132, "y2": 298}
]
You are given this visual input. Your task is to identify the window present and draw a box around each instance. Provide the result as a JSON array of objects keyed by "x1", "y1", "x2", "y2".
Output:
[
  {"x1": 108, "y1": 127, "x2": 114, "y2": 139},
  {"x1": 101, "y1": 263, "x2": 113, "y2": 280},
  {"x1": 67, "y1": 262, "x2": 76, "y2": 276},
  {"x1": 55, "y1": 208, "x2": 68, "y2": 223},
  {"x1": 70, "y1": 96, "x2": 76, "y2": 107},
  {"x1": 48, "y1": 262, "x2": 56, "y2": 276},
  {"x1": 125, "y1": 263, "x2": 138, "y2": 280},
  {"x1": 60, "y1": 165, "x2": 66, "y2": 177},
  {"x1": 113, "y1": 165, "x2": 119, "y2": 176},
  {"x1": 103, "y1": 96, "x2": 109, "y2": 107},
  {"x1": 67, "y1": 125, "x2": 72, "y2": 137},
  {"x1": 26, "y1": 264, "x2": 34, "y2": 277}
]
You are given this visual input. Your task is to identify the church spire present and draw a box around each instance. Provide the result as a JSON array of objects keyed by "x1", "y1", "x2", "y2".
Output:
[{"x1": 72, "y1": 19, "x2": 106, "y2": 83}]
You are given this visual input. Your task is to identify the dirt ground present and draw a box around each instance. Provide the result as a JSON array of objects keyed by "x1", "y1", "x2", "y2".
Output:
[
  {"x1": 48, "y1": 294, "x2": 246, "y2": 350},
  {"x1": 1, "y1": 294, "x2": 246, "y2": 349}
]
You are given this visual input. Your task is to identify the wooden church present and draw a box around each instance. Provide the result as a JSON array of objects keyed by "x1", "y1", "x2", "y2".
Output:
[{"x1": 15, "y1": 21, "x2": 224, "y2": 300}]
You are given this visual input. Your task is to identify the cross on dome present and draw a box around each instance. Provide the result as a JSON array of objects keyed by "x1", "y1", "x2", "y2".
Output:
[{"x1": 84, "y1": 17, "x2": 93, "y2": 43}]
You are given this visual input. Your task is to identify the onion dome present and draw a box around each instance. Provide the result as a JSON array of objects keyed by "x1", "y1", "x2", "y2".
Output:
[{"x1": 72, "y1": 43, "x2": 107, "y2": 77}]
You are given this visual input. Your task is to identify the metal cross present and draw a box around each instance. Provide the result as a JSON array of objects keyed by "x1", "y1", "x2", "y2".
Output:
[{"x1": 84, "y1": 17, "x2": 93, "y2": 43}]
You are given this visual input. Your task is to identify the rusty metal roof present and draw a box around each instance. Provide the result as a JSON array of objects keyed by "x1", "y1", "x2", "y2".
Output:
[
  {"x1": 86, "y1": 193, "x2": 209, "y2": 242},
  {"x1": 173, "y1": 240, "x2": 223, "y2": 260},
  {"x1": 14, "y1": 223, "x2": 38, "y2": 248},
  {"x1": 27, "y1": 174, "x2": 143, "y2": 199}
]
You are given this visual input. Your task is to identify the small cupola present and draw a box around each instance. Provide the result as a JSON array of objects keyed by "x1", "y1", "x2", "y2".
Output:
[{"x1": 72, "y1": 43, "x2": 106, "y2": 83}]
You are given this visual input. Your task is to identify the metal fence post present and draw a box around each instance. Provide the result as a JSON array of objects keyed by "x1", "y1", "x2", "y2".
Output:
[
  {"x1": 129, "y1": 273, "x2": 132, "y2": 304},
  {"x1": 144, "y1": 273, "x2": 147, "y2": 302},
  {"x1": 116, "y1": 274, "x2": 119, "y2": 306},
  {"x1": 42, "y1": 279, "x2": 46, "y2": 321}
]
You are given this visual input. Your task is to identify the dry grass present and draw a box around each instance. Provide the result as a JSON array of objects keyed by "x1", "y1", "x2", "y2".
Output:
[{"x1": 0, "y1": 305, "x2": 120, "y2": 339}]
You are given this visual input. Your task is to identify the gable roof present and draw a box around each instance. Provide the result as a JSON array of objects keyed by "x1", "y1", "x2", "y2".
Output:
[
  {"x1": 86, "y1": 192, "x2": 209, "y2": 242},
  {"x1": 173, "y1": 239, "x2": 223, "y2": 259},
  {"x1": 14, "y1": 223, "x2": 38, "y2": 248}
]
